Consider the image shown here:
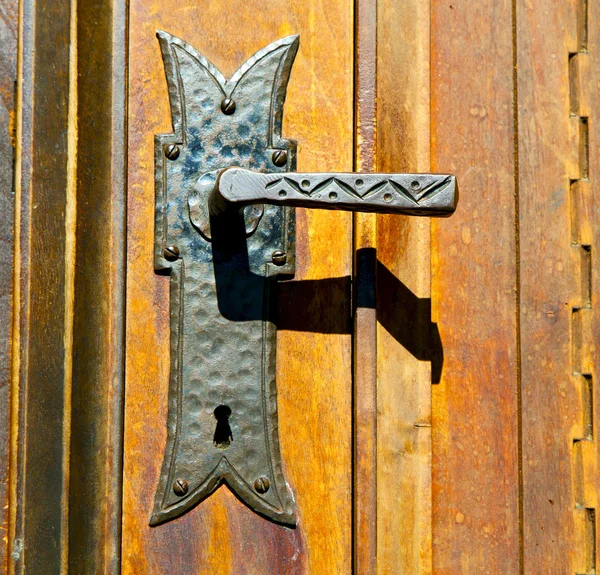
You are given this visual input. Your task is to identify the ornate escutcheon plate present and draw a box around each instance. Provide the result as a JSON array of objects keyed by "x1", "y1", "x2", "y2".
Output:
[{"x1": 150, "y1": 31, "x2": 299, "y2": 527}]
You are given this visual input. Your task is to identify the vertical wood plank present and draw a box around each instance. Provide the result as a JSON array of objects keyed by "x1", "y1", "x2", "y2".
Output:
[
  {"x1": 569, "y1": 0, "x2": 598, "y2": 573},
  {"x1": 0, "y1": 0, "x2": 18, "y2": 571},
  {"x1": 431, "y1": 0, "x2": 520, "y2": 571},
  {"x1": 123, "y1": 2, "x2": 354, "y2": 573},
  {"x1": 583, "y1": 3, "x2": 600, "y2": 571},
  {"x1": 10, "y1": 0, "x2": 76, "y2": 572},
  {"x1": 516, "y1": 0, "x2": 583, "y2": 571},
  {"x1": 354, "y1": 0, "x2": 378, "y2": 572},
  {"x1": 9, "y1": 2, "x2": 127, "y2": 572},
  {"x1": 68, "y1": 0, "x2": 127, "y2": 572},
  {"x1": 376, "y1": 0, "x2": 432, "y2": 572}
]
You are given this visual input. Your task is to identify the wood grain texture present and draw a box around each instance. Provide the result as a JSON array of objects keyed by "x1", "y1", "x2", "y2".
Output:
[
  {"x1": 353, "y1": 0, "x2": 377, "y2": 572},
  {"x1": 569, "y1": 1, "x2": 598, "y2": 573},
  {"x1": 376, "y1": 0, "x2": 432, "y2": 572},
  {"x1": 10, "y1": 0, "x2": 75, "y2": 572},
  {"x1": 123, "y1": 2, "x2": 354, "y2": 573},
  {"x1": 68, "y1": 1, "x2": 127, "y2": 572},
  {"x1": 430, "y1": 0, "x2": 520, "y2": 571},
  {"x1": 582, "y1": 3, "x2": 600, "y2": 571},
  {"x1": 516, "y1": 0, "x2": 584, "y2": 571},
  {"x1": 0, "y1": 0, "x2": 18, "y2": 571}
]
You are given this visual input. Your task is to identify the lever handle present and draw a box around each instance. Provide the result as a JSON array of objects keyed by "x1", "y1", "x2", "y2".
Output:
[{"x1": 211, "y1": 167, "x2": 458, "y2": 217}]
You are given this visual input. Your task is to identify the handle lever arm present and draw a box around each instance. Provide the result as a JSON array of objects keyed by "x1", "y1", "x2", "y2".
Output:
[{"x1": 210, "y1": 167, "x2": 458, "y2": 217}]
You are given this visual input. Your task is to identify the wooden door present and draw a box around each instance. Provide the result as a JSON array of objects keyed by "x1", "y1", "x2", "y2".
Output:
[
  {"x1": 123, "y1": 0, "x2": 432, "y2": 572},
  {"x1": 5, "y1": 0, "x2": 600, "y2": 573}
]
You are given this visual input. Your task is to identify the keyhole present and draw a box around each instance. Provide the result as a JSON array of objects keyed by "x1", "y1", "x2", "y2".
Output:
[{"x1": 213, "y1": 405, "x2": 233, "y2": 448}]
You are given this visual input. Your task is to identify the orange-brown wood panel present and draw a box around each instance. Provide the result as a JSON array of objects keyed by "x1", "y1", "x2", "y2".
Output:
[
  {"x1": 516, "y1": 0, "x2": 583, "y2": 571},
  {"x1": 431, "y1": 0, "x2": 520, "y2": 572},
  {"x1": 123, "y1": 1, "x2": 354, "y2": 573},
  {"x1": 354, "y1": 0, "x2": 378, "y2": 572},
  {"x1": 376, "y1": 0, "x2": 433, "y2": 572}
]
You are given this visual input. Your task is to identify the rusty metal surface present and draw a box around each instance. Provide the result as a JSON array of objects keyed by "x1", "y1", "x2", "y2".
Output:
[{"x1": 151, "y1": 32, "x2": 299, "y2": 527}]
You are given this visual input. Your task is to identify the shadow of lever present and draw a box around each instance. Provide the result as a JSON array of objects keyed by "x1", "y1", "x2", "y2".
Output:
[{"x1": 210, "y1": 212, "x2": 444, "y2": 384}]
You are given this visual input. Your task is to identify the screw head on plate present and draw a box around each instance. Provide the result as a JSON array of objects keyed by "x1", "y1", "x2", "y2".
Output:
[
  {"x1": 164, "y1": 245, "x2": 180, "y2": 261},
  {"x1": 272, "y1": 250, "x2": 287, "y2": 266},
  {"x1": 165, "y1": 143, "x2": 180, "y2": 160},
  {"x1": 173, "y1": 478, "x2": 189, "y2": 496},
  {"x1": 254, "y1": 477, "x2": 270, "y2": 494},
  {"x1": 272, "y1": 150, "x2": 288, "y2": 167},
  {"x1": 220, "y1": 98, "x2": 236, "y2": 115}
]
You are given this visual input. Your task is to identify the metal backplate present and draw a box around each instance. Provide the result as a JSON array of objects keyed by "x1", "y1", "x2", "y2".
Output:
[{"x1": 150, "y1": 32, "x2": 298, "y2": 527}]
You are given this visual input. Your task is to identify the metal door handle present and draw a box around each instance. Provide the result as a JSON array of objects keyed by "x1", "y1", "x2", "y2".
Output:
[
  {"x1": 208, "y1": 168, "x2": 457, "y2": 217},
  {"x1": 150, "y1": 31, "x2": 458, "y2": 528}
]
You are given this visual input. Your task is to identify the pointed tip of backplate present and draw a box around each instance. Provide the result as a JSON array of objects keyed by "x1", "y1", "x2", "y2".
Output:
[{"x1": 149, "y1": 458, "x2": 297, "y2": 528}]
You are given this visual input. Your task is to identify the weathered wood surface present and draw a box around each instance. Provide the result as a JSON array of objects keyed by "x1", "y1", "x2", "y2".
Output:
[
  {"x1": 115, "y1": 0, "x2": 600, "y2": 573},
  {"x1": 354, "y1": 0, "x2": 378, "y2": 572},
  {"x1": 430, "y1": 0, "x2": 520, "y2": 572},
  {"x1": 0, "y1": 0, "x2": 18, "y2": 571},
  {"x1": 123, "y1": 1, "x2": 354, "y2": 573},
  {"x1": 582, "y1": 3, "x2": 600, "y2": 572},
  {"x1": 68, "y1": 1, "x2": 128, "y2": 572},
  {"x1": 9, "y1": 0, "x2": 75, "y2": 572},
  {"x1": 8, "y1": 1, "x2": 127, "y2": 573},
  {"x1": 376, "y1": 0, "x2": 433, "y2": 572},
  {"x1": 517, "y1": 0, "x2": 585, "y2": 571},
  {"x1": 431, "y1": 0, "x2": 600, "y2": 572}
]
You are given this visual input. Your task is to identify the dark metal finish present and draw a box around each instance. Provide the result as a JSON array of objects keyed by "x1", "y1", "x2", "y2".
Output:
[
  {"x1": 220, "y1": 97, "x2": 236, "y2": 115},
  {"x1": 151, "y1": 31, "x2": 298, "y2": 528},
  {"x1": 165, "y1": 143, "x2": 180, "y2": 160},
  {"x1": 271, "y1": 250, "x2": 287, "y2": 266},
  {"x1": 173, "y1": 479, "x2": 189, "y2": 496},
  {"x1": 163, "y1": 245, "x2": 180, "y2": 261},
  {"x1": 272, "y1": 149, "x2": 288, "y2": 167},
  {"x1": 254, "y1": 477, "x2": 271, "y2": 494},
  {"x1": 152, "y1": 32, "x2": 458, "y2": 529},
  {"x1": 213, "y1": 167, "x2": 457, "y2": 217}
]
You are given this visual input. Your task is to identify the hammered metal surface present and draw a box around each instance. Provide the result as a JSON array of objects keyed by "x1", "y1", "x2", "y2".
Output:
[{"x1": 151, "y1": 32, "x2": 298, "y2": 527}]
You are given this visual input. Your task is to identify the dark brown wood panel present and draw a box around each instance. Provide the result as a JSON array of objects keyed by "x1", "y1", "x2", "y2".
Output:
[
  {"x1": 10, "y1": 0, "x2": 74, "y2": 571},
  {"x1": 517, "y1": 0, "x2": 583, "y2": 571},
  {"x1": 123, "y1": 2, "x2": 354, "y2": 573},
  {"x1": 9, "y1": 2, "x2": 128, "y2": 573},
  {"x1": 68, "y1": 1, "x2": 127, "y2": 572},
  {"x1": 431, "y1": 0, "x2": 520, "y2": 571},
  {"x1": 0, "y1": 0, "x2": 18, "y2": 571}
]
